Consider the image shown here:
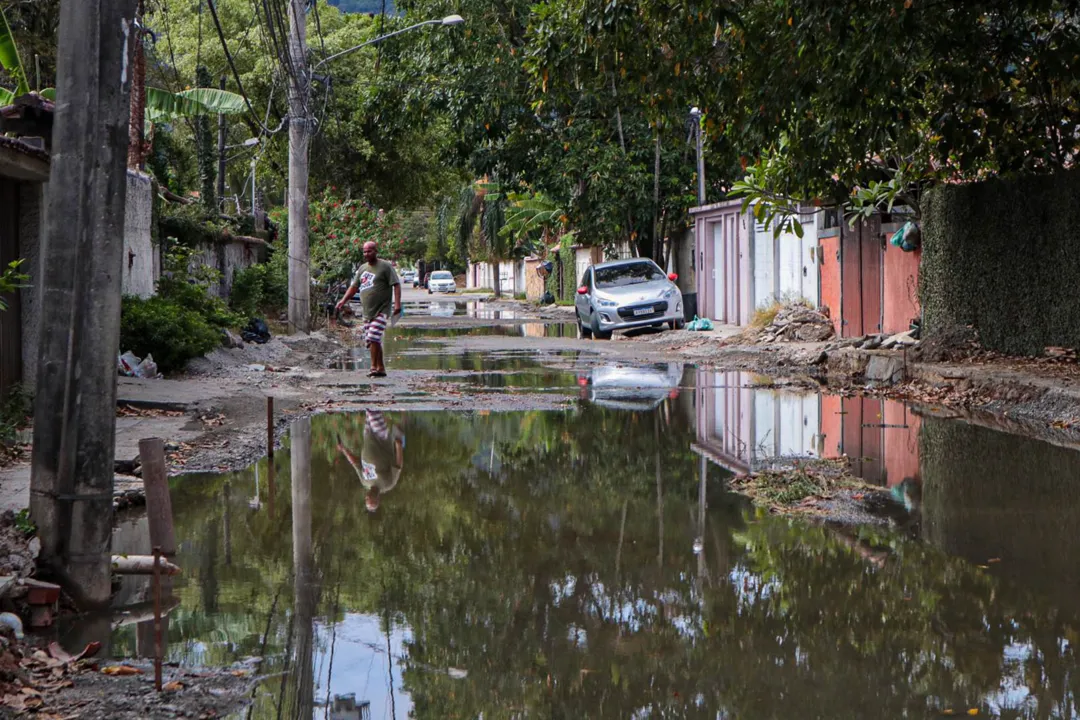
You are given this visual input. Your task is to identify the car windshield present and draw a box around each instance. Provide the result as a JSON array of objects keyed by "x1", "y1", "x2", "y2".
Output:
[
  {"x1": 432, "y1": 271, "x2": 453, "y2": 280},
  {"x1": 594, "y1": 262, "x2": 665, "y2": 288}
]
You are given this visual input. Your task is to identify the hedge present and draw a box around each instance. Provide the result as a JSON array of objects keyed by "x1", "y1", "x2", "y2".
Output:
[
  {"x1": 544, "y1": 248, "x2": 577, "y2": 304},
  {"x1": 921, "y1": 169, "x2": 1080, "y2": 355}
]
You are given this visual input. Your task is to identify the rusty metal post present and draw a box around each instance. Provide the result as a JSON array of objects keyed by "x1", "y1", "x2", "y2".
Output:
[
  {"x1": 139, "y1": 438, "x2": 176, "y2": 557},
  {"x1": 152, "y1": 546, "x2": 163, "y2": 691},
  {"x1": 267, "y1": 397, "x2": 275, "y2": 459}
]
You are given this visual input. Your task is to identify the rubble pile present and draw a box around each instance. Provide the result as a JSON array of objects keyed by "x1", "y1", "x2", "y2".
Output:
[
  {"x1": 823, "y1": 329, "x2": 920, "y2": 352},
  {"x1": 754, "y1": 305, "x2": 835, "y2": 343}
]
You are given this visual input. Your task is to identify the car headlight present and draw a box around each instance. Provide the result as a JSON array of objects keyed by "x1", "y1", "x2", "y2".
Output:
[
  {"x1": 597, "y1": 299, "x2": 618, "y2": 307},
  {"x1": 662, "y1": 288, "x2": 675, "y2": 299}
]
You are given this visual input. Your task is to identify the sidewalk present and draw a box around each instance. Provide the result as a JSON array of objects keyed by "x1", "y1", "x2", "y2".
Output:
[{"x1": 0, "y1": 377, "x2": 225, "y2": 514}]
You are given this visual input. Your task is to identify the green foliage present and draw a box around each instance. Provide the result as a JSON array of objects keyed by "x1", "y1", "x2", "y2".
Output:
[
  {"x1": 921, "y1": 170, "x2": 1080, "y2": 355},
  {"x1": 0, "y1": 5, "x2": 28, "y2": 103},
  {"x1": 120, "y1": 294, "x2": 222, "y2": 374},
  {"x1": 273, "y1": 187, "x2": 406, "y2": 289},
  {"x1": 145, "y1": 87, "x2": 247, "y2": 124},
  {"x1": 13, "y1": 508, "x2": 34, "y2": 537},
  {"x1": 121, "y1": 246, "x2": 242, "y2": 373},
  {"x1": 228, "y1": 265, "x2": 267, "y2": 320},
  {"x1": 0, "y1": 259, "x2": 28, "y2": 311},
  {"x1": 0, "y1": 383, "x2": 30, "y2": 446}
]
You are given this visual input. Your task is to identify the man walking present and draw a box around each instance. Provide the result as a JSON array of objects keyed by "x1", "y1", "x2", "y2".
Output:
[{"x1": 336, "y1": 241, "x2": 402, "y2": 377}]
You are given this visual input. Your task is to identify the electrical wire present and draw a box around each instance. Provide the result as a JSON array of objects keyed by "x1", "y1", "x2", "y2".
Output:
[{"x1": 206, "y1": 0, "x2": 279, "y2": 133}]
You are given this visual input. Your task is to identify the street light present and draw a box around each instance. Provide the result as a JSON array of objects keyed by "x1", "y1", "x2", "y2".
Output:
[
  {"x1": 226, "y1": 137, "x2": 259, "y2": 150},
  {"x1": 689, "y1": 106, "x2": 705, "y2": 206},
  {"x1": 311, "y1": 15, "x2": 466, "y2": 75}
]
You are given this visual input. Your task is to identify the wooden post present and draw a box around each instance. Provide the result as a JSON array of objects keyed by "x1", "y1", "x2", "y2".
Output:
[
  {"x1": 139, "y1": 438, "x2": 175, "y2": 557},
  {"x1": 29, "y1": 0, "x2": 139, "y2": 609},
  {"x1": 152, "y1": 546, "x2": 162, "y2": 692},
  {"x1": 267, "y1": 396, "x2": 275, "y2": 459}
]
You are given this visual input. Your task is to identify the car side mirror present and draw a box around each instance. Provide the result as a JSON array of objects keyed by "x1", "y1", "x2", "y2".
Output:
[
  {"x1": 577, "y1": 286, "x2": 588, "y2": 295},
  {"x1": 668, "y1": 273, "x2": 678, "y2": 282}
]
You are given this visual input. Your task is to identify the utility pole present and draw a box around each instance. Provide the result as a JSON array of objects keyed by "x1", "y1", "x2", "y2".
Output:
[
  {"x1": 31, "y1": 0, "x2": 139, "y2": 608},
  {"x1": 286, "y1": 0, "x2": 311, "y2": 333},
  {"x1": 127, "y1": 0, "x2": 146, "y2": 169},
  {"x1": 690, "y1": 107, "x2": 705, "y2": 206},
  {"x1": 217, "y1": 76, "x2": 227, "y2": 208}
]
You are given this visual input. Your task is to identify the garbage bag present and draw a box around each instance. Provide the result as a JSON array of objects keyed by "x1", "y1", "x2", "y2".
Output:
[
  {"x1": 540, "y1": 291, "x2": 555, "y2": 305},
  {"x1": 686, "y1": 316, "x2": 714, "y2": 332},
  {"x1": 242, "y1": 317, "x2": 272, "y2": 344},
  {"x1": 118, "y1": 351, "x2": 140, "y2": 377},
  {"x1": 890, "y1": 221, "x2": 921, "y2": 252}
]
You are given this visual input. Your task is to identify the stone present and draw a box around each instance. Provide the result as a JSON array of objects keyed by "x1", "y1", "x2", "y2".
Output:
[
  {"x1": 861, "y1": 336, "x2": 883, "y2": 350},
  {"x1": 221, "y1": 329, "x2": 245, "y2": 349}
]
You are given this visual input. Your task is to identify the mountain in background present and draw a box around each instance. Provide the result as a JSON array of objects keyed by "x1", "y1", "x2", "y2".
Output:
[{"x1": 327, "y1": 0, "x2": 397, "y2": 13}]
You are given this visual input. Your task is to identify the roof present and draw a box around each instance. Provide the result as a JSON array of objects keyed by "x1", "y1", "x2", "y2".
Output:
[{"x1": 0, "y1": 135, "x2": 49, "y2": 182}]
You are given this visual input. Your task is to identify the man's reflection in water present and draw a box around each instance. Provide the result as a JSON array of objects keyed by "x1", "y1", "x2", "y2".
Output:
[{"x1": 338, "y1": 411, "x2": 405, "y2": 513}]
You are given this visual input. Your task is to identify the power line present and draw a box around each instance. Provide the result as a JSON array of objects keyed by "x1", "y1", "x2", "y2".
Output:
[{"x1": 205, "y1": 0, "x2": 277, "y2": 133}]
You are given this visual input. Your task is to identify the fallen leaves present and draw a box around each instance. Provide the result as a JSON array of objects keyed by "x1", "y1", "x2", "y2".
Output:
[
  {"x1": 162, "y1": 680, "x2": 185, "y2": 692},
  {"x1": 101, "y1": 665, "x2": 143, "y2": 676}
]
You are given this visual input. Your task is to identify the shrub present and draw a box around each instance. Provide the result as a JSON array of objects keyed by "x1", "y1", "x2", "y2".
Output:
[
  {"x1": 157, "y1": 245, "x2": 240, "y2": 329},
  {"x1": 120, "y1": 295, "x2": 221, "y2": 374},
  {"x1": 230, "y1": 265, "x2": 266, "y2": 320}
]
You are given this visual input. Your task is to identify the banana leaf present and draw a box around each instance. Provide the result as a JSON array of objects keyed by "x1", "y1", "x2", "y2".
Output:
[
  {"x1": 0, "y1": 7, "x2": 28, "y2": 99},
  {"x1": 145, "y1": 87, "x2": 246, "y2": 124}
]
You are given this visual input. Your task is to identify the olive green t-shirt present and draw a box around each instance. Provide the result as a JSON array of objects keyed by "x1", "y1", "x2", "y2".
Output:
[
  {"x1": 359, "y1": 424, "x2": 404, "y2": 493},
  {"x1": 351, "y1": 259, "x2": 400, "y2": 321}
]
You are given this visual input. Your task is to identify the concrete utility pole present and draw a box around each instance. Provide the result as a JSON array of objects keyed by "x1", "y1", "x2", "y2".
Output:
[
  {"x1": 286, "y1": 0, "x2": 311, "y2": 333},
  {"x1": 690, "y1": 107, "x2": 705, "y2": 206},
  {"x1": 217, "y1": 76, "x2": 227, "y2": 208},
  {"x1": 31, "y1": 0, "x2": 138, "y2": 608}
]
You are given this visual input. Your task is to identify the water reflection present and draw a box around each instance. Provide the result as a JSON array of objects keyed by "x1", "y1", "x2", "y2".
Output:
[{"x1": 106, "y1": 400, "x2": 1080, "y2": 719}]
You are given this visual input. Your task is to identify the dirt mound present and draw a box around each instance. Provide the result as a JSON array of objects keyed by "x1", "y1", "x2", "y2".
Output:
[
  {"x1": 910, "y1": 324, "x2": 980, "y2": 362},
  {"x1": 751, "y1": 305, "x2": 835, "y2": 343}
]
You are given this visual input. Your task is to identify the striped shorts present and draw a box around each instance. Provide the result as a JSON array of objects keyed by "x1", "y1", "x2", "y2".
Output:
[
  {"x1": 365, "y1": 410, "x2": 389, "y2": 440},
  {"x1": 362, "y1": 313, "x2": 389, "y2": 346}
]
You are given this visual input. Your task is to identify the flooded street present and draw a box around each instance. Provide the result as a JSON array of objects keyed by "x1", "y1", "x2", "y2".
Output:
[{"x1": 94, "y1": 299, "x2": 1080, "y2": 718}]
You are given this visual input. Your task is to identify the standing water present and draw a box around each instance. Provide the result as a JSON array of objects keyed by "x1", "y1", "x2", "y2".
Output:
[{"x1": 91, "y1": 385, "x2": 1080, "y2": 719}]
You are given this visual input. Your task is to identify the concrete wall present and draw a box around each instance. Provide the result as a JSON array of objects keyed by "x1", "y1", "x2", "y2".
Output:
[
  {"x1": 524, "y1": 258, "x2": 545, "y2": 301},
  {"x1": 121, "y1": 171, "x2": 156, "y2": 298},
  {"x1": 692, "y1": 200, "x2": 753, "y2": 325},
  {"x1": 18, "y1": 183, "x2": 44, "y2": 389},
  {"x1": 189, "y1": 236, "x2": 267, "y2": 299},
  {"x1": 467, "y1": 260, "x2": 525, "y2": 295}
]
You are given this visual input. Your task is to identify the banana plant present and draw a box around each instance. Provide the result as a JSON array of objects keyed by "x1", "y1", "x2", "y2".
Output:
[
  {"x1": 145, "y1": 87, "x2": 246, "y2": 125},
  {"x1": 0, "y1": 6, "x2": 29, "y2": 106}
]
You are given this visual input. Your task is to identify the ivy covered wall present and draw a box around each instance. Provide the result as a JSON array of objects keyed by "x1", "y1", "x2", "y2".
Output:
[{"x1": 921, "y1": 170, "x2": 1080, "y2": 354}]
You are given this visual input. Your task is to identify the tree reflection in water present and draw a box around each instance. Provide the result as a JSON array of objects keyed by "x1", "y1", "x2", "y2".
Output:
[{"x1": 110, "y1": 404, "x2": 1080, "y2": 719}]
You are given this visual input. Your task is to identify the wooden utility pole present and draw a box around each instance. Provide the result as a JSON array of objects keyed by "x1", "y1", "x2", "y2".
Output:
[
  {"x1": 127, "y1": 0, "x2": 146, "y2": 169},
  {"x1": 217, "y1": 75, "x2": 227, "y2": 208},
  {"x1": 30, "y1": 0, "x2": 138, "y2": 608},
  {"x1": 286, "y1": 0, "x2": 311, "y2": 333}
]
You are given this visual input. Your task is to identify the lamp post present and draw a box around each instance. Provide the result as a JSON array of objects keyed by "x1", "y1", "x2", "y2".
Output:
[
  {"x1": 689, "y1": 107, "x2": 705, "y2": 206},
  {"x1": 285, "y1": 13, "x2": 465, "y2": 333}
]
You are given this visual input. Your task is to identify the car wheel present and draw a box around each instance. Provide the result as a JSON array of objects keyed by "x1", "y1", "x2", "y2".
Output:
[
  {"x1": 577, "y1": 312, "x2": 593, "y2": 339},
  {"x1": 591, "y1": 315, "x2": 612, "y2": 340},
  {"x1": 670, "y1": 318, "x2": 686, "y2": 330}
]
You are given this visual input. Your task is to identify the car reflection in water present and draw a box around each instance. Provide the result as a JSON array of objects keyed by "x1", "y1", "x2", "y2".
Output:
[
  {"x1": 578, "y1": 362, "x2": 684, "y2": 411},
  {"x1": 428, "y1": 301, "x2": 457, "y2": 318}
]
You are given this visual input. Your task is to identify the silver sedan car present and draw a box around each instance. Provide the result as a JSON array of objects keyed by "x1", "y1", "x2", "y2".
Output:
[{"x1": 574, "y1": 259, "x2": 685, "y2": 339}]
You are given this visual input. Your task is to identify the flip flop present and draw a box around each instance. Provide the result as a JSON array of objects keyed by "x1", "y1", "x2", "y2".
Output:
[{"x1": 370, "y1": 371, "x2": 387, "y2": 378}]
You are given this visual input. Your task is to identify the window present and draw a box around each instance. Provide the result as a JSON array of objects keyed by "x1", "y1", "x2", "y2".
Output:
[
  {"x1": 594, "y1": 261, "x2": 665, "y2": 289},
  {"x1": 431, "y1": 271, "x2": 453, "y2": 280}
]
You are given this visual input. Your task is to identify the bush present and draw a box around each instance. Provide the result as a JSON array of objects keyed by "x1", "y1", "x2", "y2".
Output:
[
  {"x1": 230, "y1": 265, "x2": 266, "y2": 320},
  {"x1": 120, "y1": 295, "x2": 221, "y2": 374},
  {"x1": 120, "y1": 245, "x2": 242, "y2": 374}
]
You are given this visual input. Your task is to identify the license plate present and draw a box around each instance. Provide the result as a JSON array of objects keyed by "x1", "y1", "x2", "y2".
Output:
[{"x1": 633, "y1": 307, "x2": 653, "y2": 317}]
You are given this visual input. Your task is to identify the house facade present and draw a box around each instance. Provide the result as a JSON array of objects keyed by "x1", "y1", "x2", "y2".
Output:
[{"x1": 692, "y1": 200, "x2": 920, "y2": 335}]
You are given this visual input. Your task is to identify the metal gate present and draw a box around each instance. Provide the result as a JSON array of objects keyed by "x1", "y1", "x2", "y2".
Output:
[{"x1": 840, "y1": 216, "x2": 883, "y2": 337}]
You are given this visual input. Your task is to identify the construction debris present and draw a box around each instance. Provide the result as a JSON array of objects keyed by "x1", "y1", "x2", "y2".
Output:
[{"x1": 752, "y1": 305, "x2": 835, "y2": 343}]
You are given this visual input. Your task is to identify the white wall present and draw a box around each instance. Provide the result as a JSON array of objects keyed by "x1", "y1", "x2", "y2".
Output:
[{"x1": 121, "y1": 170, "x2": 156, "y2": 299}]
